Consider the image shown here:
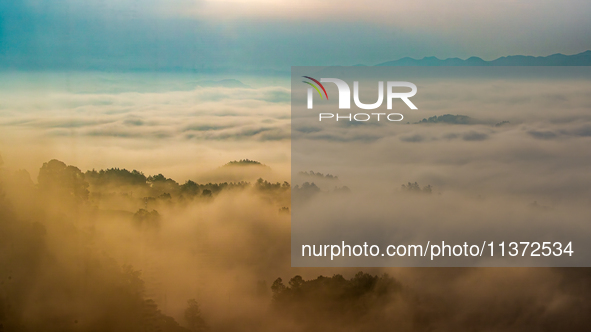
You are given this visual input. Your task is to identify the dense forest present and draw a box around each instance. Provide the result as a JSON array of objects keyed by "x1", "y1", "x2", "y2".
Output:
[
  {"x1": 1, "y1": 157, "x2": 591, "y2": 332},
  {"x1": 0, "y1": 158, "x2": 290, "y2": 331}
]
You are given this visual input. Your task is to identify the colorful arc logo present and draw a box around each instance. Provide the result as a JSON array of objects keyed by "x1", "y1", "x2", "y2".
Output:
[{"x1": 302, "y1": 76, "x2": 328, "y2": 100}]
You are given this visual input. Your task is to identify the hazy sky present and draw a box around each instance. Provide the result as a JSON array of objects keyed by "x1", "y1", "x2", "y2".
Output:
[{"x1": 1, "y1": 0, "x2": 590, "y2": 71}]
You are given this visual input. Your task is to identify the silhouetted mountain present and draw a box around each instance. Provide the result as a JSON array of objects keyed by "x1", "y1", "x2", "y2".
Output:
[{"x1": 376, "y1": 50, "x2": 591, "y2": 66}]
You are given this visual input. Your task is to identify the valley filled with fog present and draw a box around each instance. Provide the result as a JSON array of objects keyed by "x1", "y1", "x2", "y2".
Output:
[{"x1": 1, "y1": 72, "x2": 591, "y2": 331}]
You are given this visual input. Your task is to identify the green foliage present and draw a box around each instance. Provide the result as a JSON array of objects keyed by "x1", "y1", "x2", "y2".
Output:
[
  {"x1": 133, "y1": 209, "x2": 161, "y2": 228},
  {"x1": 184, "y1": 299, "x2": 208, "y2": 332},
  {"x1": 34, "y1": 159, "x2": 290, "y2": 207},
  {"x1": 255, "y1": 178, "x2": 290, "y2": 191},
  {"x1": 271, "y1": 278, "x2": 286, "y2": 294},
  {"x1": 418, "y1": 114, "x2": 472, "y2": 124},
  {"x1": 401, "y1": 182, "x2": 432, "y2": 194},
  {"x1": 224, "y1": 159, "x2": 263, "y2": 166},
  {"x1": 122, "y1": 264, "x2": 146, "y2": 298},
  {"x1": 0, "y1": 158, "x2": 294, "y2": 331},
  {"x1": 38, "y1": 159, "x2": 89, "y2": 201},
  {"x1": 291, "y1": 182, "x2": 320, "y2": 201},
  {"x1": 179, "y1": 180, "x2": 250, "y2": 199},
  {"x1": 270, "y1": 272, "x2": 403, "y2": 329},
  {"x1": 0, "y1": 195, "x2": 188, "y2": 332},
  {"x1": 298, "y1": 171, "x2": 338, "y2": 180},
  {"x1": 85, "y1": 168, "x2": 148, "y2": 188},
  {"x1": 333, "y1": 186, "x2": 351, "y2": 193},
  {"x1": 158, "y1": 192, "x2": 172, "y2": 201},
  {"x1": 179, "y1": 180, "x2": 199, "y2": 196}
]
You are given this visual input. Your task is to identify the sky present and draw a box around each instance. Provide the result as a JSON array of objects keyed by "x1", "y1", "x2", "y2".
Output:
[{"x1": 1, "y1": 0, "x2": 590, "y2": 71}]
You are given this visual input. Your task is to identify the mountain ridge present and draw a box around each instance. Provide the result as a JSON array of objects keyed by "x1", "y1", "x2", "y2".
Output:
[{"x1": 376, "y1": 50, "x2": 591, "y2": 66}]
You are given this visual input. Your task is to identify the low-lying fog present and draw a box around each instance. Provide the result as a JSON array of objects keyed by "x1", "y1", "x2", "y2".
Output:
[{"x1": 1, "y1": 71, "x2": 590, "y2": 331}]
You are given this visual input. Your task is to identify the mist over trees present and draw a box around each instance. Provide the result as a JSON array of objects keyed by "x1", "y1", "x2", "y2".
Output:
[
  {"x1": 184, "y1": 299, "x2": 208, "y2": 332},
  {"x1": 291, "y1": 182, "x2": 321, "y2": 202},
  {"x1": 2, "y1": 156, "x2": 591, "y2": 332},
  {"x1": 0, "y1": 163, "x2": 190, "y2": 331},
  {"x1": 39, "y1": 159, "x2": 90, "y2": 202},
  {"x1": 298, "y1": 171, "x2": 338, "y2": 180},
  {"x1": 401, "y1": 182, "x2": 433, "y2": 194},
  {"x1": 85, "y1": 167, "x2": 251, "y2": 202},
  {"x1": 223, "y1": 159, "x2": 266, "y2": 167},
  {"x1": 266, "y1": 269, "x2": 591, "y2": 332},
  {"x1": 270, "y1": 272, "x2": 409, "y2": 331},
  {"x1": 0, "y1": 157, "x2": 290, "y2": 332},
  {"x1": 417, "y1": 114, "x2": 473, "y2": 124}
]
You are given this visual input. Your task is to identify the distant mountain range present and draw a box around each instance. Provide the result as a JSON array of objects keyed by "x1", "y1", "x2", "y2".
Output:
[{"x1": 376, "y1": 50, "x2": 591, "y2": 66}]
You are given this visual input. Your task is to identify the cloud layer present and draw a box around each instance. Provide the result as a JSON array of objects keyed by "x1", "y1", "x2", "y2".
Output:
[
  {"x1": 0, "y1": 73, "x2": 291, "y2": 181},
  {"x1": 292, "y1": 70, "x2": 591, "y2": 266}
]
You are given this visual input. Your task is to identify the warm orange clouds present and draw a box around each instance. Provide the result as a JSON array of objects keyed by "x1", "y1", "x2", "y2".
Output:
[
  {"x1": 1, "y1": 69, "x2": 591, "y2": 330},
  {"x1": 0, "y1": 73, "x2": 291, "y2": 182}
]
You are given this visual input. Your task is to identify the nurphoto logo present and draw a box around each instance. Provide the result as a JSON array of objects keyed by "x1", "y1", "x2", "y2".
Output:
[{"x1": 303, "y1": 76, "x2": 418, "y2": 122}]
